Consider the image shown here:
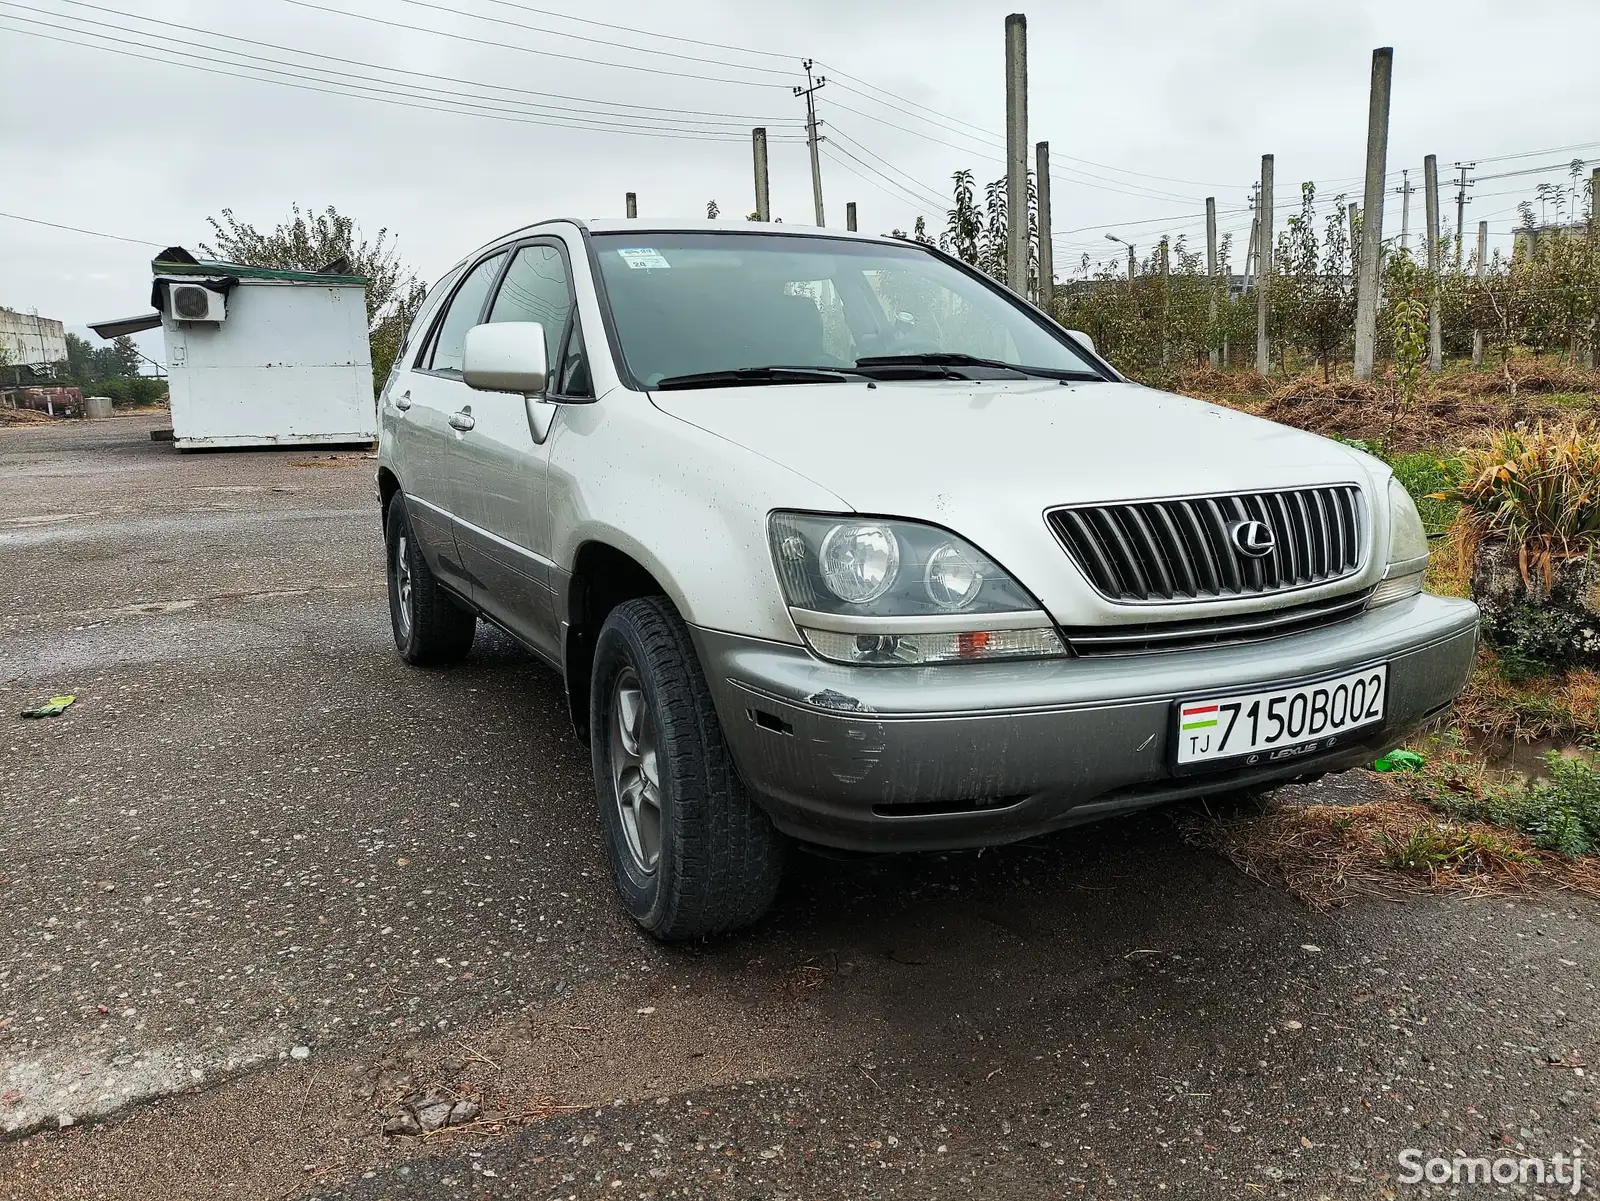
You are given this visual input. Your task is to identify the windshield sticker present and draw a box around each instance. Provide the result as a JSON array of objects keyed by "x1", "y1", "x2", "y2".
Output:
[{"x1": 617, "y1": 248, "x2": 671, "y2": 270}]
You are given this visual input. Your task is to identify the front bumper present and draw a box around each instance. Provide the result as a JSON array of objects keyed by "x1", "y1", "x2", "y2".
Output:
[{"x1": 691, "y1": 594, "x2": 1479, "y2": 852}]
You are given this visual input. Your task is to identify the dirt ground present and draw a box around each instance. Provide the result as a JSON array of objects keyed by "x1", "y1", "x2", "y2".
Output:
[{"x1": 2, "y1": 414, "x2": 1597, "y2": 1199}]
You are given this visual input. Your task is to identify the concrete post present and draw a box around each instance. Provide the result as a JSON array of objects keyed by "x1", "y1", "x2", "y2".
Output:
[
  {"x1": 1256, "y1": 153, "x2": 1274, "y2": 376},
  {"x1": 1004, "y1": 14, "x2": 1029, "y2": 296},
  {"x1": 846, "y1": 202, "x2": 857, "y2": 232},
  {"x1": 1424, "y1": 153, "x2": 1442, "y2": 371},
  {"x1": 625, "y1": 192, "x2": 637, "y2": 219},
  {"x1": 1353, "y1": 47, "x2": 1394, "y2": 381},
  {"x1": 1160, "y1": 237, "x2": 1171, "y2": 370},
  {"x1": 752, "y1": 128, "x2": 770, "y2": 222},
  {"x1": 1206, "y1": 196, "x2": 1219, "y2": 369},
  {"x1": 1243, "y1": 215, "x2": 1258, "y2": 292},
  {"x1": 1472, "y1": 218, "x2": 1488, "y2": 368},
  {"x1": 1036, "y1": 141, "x2": 1053, "y2": 312}
]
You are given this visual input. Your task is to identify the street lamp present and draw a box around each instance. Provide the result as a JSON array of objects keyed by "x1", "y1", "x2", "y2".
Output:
[{"x1": 1104, "y1": 233, "x2": 1137, "y2": 284}]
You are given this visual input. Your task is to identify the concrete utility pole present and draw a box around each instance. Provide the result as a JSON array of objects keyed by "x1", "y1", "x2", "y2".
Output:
[
  {"x1": 1106, "y1": 234, "x2": 1136, "y2": 290},
  {"x1": 1353, "y1": 47, "x2": 1393, "y2": 382},
  {"x1": 751, "y1": 128, "x2": 770, "y2": 222},
  {"x1": 794, "y1": 59, "x2": 827, "y2": 227},
  {"x1": 1004, "y1": 14, "x2": 1029, "y2": 297},
  {"x1": 1395, "y1": 169, "x2": 1413, "y2": 252},
  {"x1": 625, "y1": 192, "x2": 637, "y2": 219},
  {"x1": 1256, "y1": 153, "x2": 1274, "y2": 376},
  {"x1": 1205, "y1": 196, "x2": 1219, "y2": 369},
  {"x1": 1472, "y1": 218, "x2": 1488, "y2": 367},
  {"x1": 845, "y1": 202, "x2": 857, "y2": 232},
  {"x1": 1036, "y1": 141, "x2": 1053, "y2": 312},
  {"x1": 1424, "y1": 153, "x2": 1442, "y2": 372},
  {"x1": 1453, "y1": 162, "x2": 1474, "y2": 269}
]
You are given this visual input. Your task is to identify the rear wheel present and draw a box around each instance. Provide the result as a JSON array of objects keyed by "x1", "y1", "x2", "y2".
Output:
[
  {"x1": 590, "y1": 596, "x2": 785, "y2": 940},
  {"x1": 386, "y1": 494, "x2": 476, "y2": 665}
]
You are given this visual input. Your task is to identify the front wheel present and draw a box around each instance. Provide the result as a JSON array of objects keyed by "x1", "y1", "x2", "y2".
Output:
[{"x1": 590, "y1": 596, "x2": 785, "y2": 940}]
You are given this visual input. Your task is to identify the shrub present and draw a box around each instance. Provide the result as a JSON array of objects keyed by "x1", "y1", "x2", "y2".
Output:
[{"x1": 1433, "y1": 421, "x2": 1600, "y2": 578}]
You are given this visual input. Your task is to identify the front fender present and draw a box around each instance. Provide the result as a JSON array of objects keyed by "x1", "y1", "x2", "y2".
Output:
[{"x1": 548, "y1": 393, "x2": 848, "y2": 645}]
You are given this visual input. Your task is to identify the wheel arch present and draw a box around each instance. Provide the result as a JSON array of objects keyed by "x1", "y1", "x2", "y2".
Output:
[{"x1": 563, "y1": 537, "x2": 680, "y2": 743}]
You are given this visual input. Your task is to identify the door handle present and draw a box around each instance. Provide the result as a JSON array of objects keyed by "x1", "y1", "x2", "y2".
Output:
[
  {"x1": 448, "y1": 410, "x2": 475, "y2": 432},
  {"x1": 394, "y1": 390, "x2": 412, "y2": 411}
]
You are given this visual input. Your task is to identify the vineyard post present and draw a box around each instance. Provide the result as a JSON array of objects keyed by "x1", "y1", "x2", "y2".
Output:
[
  {"x1": 1354, "y1": 47, "x2": 1394, "y2": 381},
  {"x1": 1205, "y1": 196, "x2": 1219, "y2": 369},
  {"x1": 1424, "y1": 153, "x2": 1442, "y2": 371},
  {"x1": 625, "y1": 192, "x2": 637, "y2": 219},
  {"x1": 752, "y1": 129, "x2": 770, "y2": 222},
  {"x1": 846, "y1": 202, "x2": 857, "y2": 232},
  {"x1": 1005, "y1": 14, "x2": 1029, "y2": 297},
  {"x1": 1256, "y1": 153, "x2": 1274, "y2": 375},
  {"x1": 1243, "y1": 215, "x2": 1258, "y2": 292},
  {"x1": 1472, "y1": 219, "x2": 1488, "y2": 367},
  {"x1": 1160, "y1": 237, "x2": 1171, "y2": 370},
  {"x1": 1036, "y1": 141, "x2": 1053, "y2": 312}
]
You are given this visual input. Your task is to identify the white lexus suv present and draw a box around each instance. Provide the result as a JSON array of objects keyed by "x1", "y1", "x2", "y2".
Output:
[{"x1": 376, "y1": 219, "x2": 1478, "y2": 940}]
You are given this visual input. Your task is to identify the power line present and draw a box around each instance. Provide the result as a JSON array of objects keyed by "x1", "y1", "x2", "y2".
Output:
[
  {"x1": 4, "y1": 8, "x2": 790, "y2": 132},
  {"x1": 274, "y1": 0, "x2": 790, "y2": 89},
  {"x1": 431, "y1": 0, "x2": 794, "y2": 63},
  {"x1": 2, "y1": 20, "x2": 801, "y2": 141},
  {"x1": 386, "y1": 0, "x2": 789, "y2": 78},
  {"x1": 0, "y1": 209, "x2": 163, "y2": 246},
  {"x1": 28, "y1": 0, "x2": 793, "y2": 121}
]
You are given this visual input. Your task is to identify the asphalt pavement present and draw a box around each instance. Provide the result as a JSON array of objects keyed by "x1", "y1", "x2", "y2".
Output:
[{"x1": 1, "y1": 413, "x2": 1595, "y2": 1199}]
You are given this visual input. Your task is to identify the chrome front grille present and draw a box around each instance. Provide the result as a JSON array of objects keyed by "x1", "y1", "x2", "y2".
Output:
[
  {"x1": 1046, "y1": 485, "x2": 1365, "y2": 602},
  {"x1": 1060, "y1": 589, "x2": 1373, "y2": 656}
]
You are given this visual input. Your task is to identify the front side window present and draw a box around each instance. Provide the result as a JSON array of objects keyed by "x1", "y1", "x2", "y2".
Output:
[
  {"x1": 425, "y1": 251, "x2": 507, "y2": 374},
  {"x1": 487, "y1": 243, "x2": 573, "y2": 371},
  {"x1": 590, "y1": 232, "x2": 1100, "y2": 388}
]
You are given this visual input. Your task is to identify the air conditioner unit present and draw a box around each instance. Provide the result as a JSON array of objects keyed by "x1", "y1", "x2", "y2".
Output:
[{"x1": 166, "y1": 283, "x2": 226, "y2": 323}]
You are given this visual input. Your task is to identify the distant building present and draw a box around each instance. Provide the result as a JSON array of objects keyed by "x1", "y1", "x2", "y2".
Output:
[{"x1": 0, "y1": 307, "x2": 68, "y2": 369}]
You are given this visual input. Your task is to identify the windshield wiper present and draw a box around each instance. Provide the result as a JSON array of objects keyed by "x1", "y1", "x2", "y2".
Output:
[
  {"x1": 853, "y1": 353, "x2": 1098, "y2": 381},
  {"x1": 652, "y1": 365, "x2": 856, "y2": 390}
]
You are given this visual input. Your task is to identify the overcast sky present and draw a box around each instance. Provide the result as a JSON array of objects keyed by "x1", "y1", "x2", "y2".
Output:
[{"x1": 3, "y1": 0, "x2": 1598, "y2": 368}]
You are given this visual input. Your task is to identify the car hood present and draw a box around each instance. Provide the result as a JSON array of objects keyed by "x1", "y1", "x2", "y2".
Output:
[
  {"x1": 650, "y1": 378, "x2": 1374, "y2": 512},
  {"x1": 650, "y1": 378, "x2": 1389, "y2": 627}
]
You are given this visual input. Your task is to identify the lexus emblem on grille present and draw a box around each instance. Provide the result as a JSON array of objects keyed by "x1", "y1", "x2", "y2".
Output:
[{"x1": 1228, "y1": 519, "x2": 1276, "y2": 558}]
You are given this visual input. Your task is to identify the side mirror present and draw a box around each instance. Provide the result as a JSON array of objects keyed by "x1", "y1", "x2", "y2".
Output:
[
  {"x1": 1067, "y1": 329, "x2": 1096, "y2": 355},
  {"x1": 463, "y1": 322, "x2": 547, "y2": 394}
]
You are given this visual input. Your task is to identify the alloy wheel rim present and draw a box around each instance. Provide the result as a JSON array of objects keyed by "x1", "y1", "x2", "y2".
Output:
[
  {"x1": 395, "y1": 532, "x2": 414, "y2": 639},
  {"x1": 608, "y1": 666, "x2": 662, "y2": 874}
]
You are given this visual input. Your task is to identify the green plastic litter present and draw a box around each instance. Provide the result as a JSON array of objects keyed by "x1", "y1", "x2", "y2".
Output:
[
  {"x1": 20, "y1": 695, "x2": 75, "y2": 719},
  {"x1": 1374, "y1": 748, "x2": 1425, "y2": 772}
]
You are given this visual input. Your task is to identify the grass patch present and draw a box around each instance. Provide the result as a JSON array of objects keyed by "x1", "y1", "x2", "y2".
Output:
[{"x1": 1449, "y1": 649, "x2": 1600, "y2": 744}]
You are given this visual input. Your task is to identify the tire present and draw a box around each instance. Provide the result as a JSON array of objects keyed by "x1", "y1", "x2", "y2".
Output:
[
  {"x1": 590, "y1": 596, "x2": 785, "y2": 940},
  {"x1": 385, "y1": 494, "x2": 476, "y2": 666}
]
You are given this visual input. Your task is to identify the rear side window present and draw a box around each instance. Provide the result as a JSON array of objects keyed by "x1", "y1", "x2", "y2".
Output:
[
  {"x1": 487, "y1": 244, "x2": 573, "y2": 373},
  {"x1": 423, "y1": 251, "x2": 507, "y2": 374}
]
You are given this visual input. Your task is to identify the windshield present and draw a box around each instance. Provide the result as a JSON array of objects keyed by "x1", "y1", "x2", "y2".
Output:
[{"x1": 590, "y1": 232, "x2": 1100, "y2": 388}]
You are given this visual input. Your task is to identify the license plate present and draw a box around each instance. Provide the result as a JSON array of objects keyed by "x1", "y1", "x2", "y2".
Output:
[{"x1": 1173, "y1": 664, "x2": 1388, "y2": 770}]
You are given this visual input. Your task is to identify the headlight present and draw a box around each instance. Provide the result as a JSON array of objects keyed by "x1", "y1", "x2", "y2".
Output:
[
  {"x1": 1369, "y1": 477, "x2": 1429, "y2": 607},
  {"x1": 768, "y1": 512, "x2": 1066, "y2": 664}
]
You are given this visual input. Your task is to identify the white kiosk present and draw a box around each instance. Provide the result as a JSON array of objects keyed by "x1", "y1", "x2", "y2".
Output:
[{"x1": 93, "y1": 249, "x2": 376, "y2": 450}]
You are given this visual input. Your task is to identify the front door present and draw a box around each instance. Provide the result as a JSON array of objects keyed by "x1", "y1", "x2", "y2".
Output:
[
  {"x1": 453, "y1": 239, "x2": 589, "y2": 662},
  {"x1": 400, "y1": 249, "x2": 508, "y2": 591}
]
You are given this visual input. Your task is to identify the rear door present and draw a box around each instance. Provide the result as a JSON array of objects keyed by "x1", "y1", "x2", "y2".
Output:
[
  {"x1": 398, "y1": 249, "x2": 508, "y2": 588},
  {"x1": 452, "y1": 238, "x2": 589, "y2": 660}
]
